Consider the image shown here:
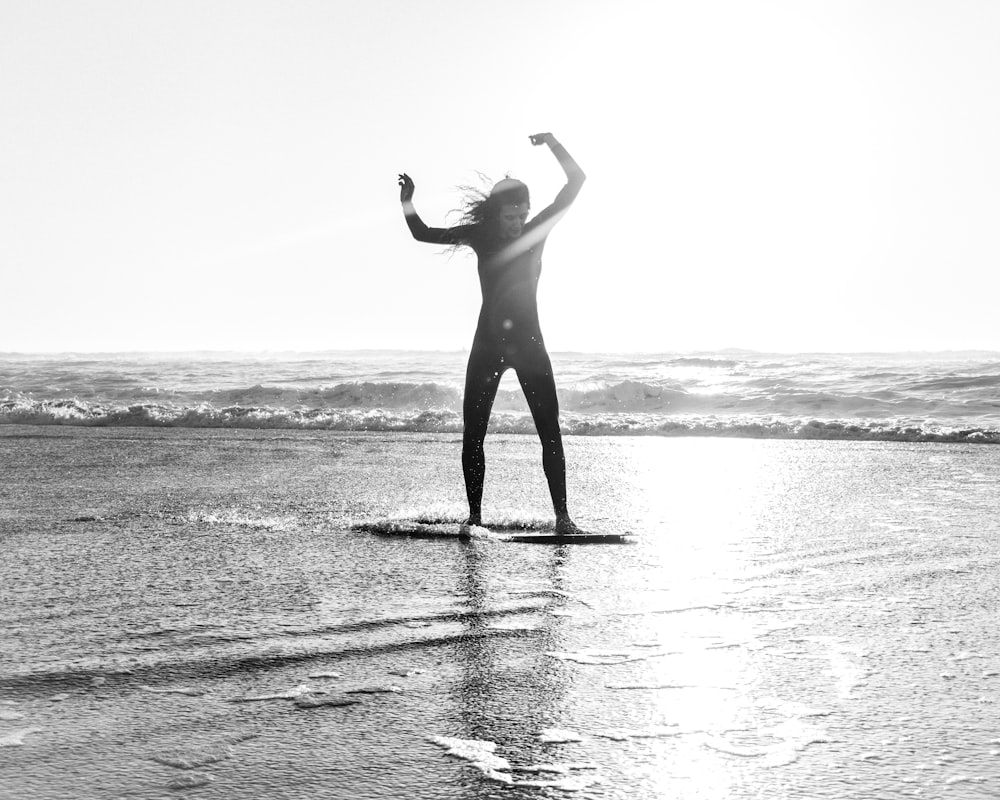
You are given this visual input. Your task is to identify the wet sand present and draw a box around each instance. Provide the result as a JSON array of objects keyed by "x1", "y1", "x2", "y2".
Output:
[{"x1": 2, "y1": 426, "x2": 1000, "y2": 798}]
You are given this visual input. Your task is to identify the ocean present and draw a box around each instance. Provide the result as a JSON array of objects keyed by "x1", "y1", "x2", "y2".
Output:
[
  {"x1": 3, "y1": 349, "x2": 1000, "y2": 441},
  {"x1": 2, "y1": 351, "x2": 1000, "y2": 799}
]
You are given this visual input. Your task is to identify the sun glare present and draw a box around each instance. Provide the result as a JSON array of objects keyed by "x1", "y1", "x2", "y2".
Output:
[{"x1": 620, "y1": 438, "x2": 791, "y2": 791}]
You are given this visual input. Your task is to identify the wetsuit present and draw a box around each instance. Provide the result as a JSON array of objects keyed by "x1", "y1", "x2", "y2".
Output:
[{"x1": 404, "y1": 164, "x2": 583, "y2": 521}]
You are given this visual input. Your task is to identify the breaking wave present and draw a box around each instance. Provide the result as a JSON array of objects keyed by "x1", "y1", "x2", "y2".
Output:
[
  {"x1": 2, "y1": 397, "x2": 999, "y2": 443},
  {"x1": 4, "y1": 351, "x2": 1000, "y2": 443}
]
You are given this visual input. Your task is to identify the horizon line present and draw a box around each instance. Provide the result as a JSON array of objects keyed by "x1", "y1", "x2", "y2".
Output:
[{"x1": 3, "y1": 347, "x2": 1000, "y2": 358}]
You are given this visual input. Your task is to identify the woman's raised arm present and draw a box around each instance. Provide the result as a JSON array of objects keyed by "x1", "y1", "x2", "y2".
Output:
[
  {"x1": 398, "y1": 173, "x2": 470, "y2": 246},
  {"x1": 530, "y1": 132, "x2": 586, "y2": 191},
  {"x1": 526, "y1": 134, "x2": 586, "y2": 230}
]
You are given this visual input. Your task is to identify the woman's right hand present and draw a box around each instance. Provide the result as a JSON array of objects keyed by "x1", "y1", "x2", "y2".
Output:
[{"x1": 398, "y1": 173, "x2": 415, "y2": 203}]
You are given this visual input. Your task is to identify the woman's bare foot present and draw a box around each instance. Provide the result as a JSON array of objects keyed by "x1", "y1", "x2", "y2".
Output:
[{"x1": 555, "y1": 516, "x2": 583, "y2": 535}]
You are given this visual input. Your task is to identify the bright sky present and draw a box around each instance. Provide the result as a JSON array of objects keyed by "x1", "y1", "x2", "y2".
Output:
[{"x1": 3, "y1": 0, "x2": 999, "y2": 354}]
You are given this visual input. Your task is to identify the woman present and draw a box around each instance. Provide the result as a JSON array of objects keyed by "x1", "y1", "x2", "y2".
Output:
[{"x1": 398, "y1": 132, "x2": 585, "y2": 534}]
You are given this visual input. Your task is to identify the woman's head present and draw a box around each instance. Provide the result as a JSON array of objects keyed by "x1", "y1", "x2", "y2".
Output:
[
  {"x1": 455, "y1": 175, "x2": 531, "y2": 241},
  {"x1": 489, "y1": 179, "x2": 530, "y2": 240}
]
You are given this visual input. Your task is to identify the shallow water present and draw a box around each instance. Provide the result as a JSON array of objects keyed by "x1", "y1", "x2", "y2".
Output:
[{"x1": 2, "y1": 426, "x2": 1000, "y2": 798}]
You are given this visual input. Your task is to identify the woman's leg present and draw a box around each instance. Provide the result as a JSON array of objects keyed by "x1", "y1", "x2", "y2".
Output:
[
  {"x1": 514, "y1": 351, "x2": 579, "y2": 532},
  {"x1": 462, "y1": 345, "x2": 503, "y2": 525}
]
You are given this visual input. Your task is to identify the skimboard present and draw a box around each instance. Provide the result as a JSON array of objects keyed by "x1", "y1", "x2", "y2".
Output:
[
  {"x1": 500, "y1": 531, "x2": 630, "y2": 544},
  {"x1": 353, "y1": 520, "x2": 632, "y2": 544}
]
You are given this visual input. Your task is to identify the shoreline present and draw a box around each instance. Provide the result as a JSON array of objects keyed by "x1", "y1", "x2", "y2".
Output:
[{"x1": 4, "y1": 419, "x2": 1000, "y2": 445}]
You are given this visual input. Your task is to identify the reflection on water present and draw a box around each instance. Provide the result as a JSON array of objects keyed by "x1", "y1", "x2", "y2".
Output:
[
  {"x1": 429, "y1": 437, "x2": 1000, "y2": 798},
  {"x1": 3, "y1": 429, "x2": 1000, "y2": 798}
]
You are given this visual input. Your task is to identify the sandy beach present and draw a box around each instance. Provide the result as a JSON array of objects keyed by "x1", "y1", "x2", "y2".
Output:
[{"x1": 3, "y1": 425, "x2": 1000, "y2": 798}]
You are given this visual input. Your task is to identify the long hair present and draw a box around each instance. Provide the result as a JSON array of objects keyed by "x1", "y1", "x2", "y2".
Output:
[{"x1": 450, "y1": 173, "x2": 530, "y2": 244}]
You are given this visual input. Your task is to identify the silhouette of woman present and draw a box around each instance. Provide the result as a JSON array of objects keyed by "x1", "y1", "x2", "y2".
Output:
[{"x1": 398, "y1": 133, "x2": 585, "y2": 534}]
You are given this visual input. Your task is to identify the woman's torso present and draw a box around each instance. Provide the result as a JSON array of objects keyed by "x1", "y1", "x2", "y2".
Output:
[{"x1": 470, "y1": 225, "x2": 548, "y2": 343}]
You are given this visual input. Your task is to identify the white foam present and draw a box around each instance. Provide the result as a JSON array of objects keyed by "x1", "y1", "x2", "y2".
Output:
[
  {"x1": 361, "y1": 519, "x2": 494, "y2": 540},
  {"x1": 229, "y1": 684, "x2": 318, "y2": 702},
  {"x1": 464, "y1": 523, "x2": 498, "y2": 539},
  {"x1": 429, "y1": 735, "x2": 511, "y2": 773},
  {"x1": 0, "y1": 710, "x2": 26, "y2": 721},
  {"x1": 944, "y1": 775, "x2": 986, "y2": 785},
  {"x1": 13, "y1": 353, "x2": 1000, "y2": 443},
  {"x1": 187, "y1": 509, "x2": 298, "y2": 532},
  {"x1": 308, "y1": 671, "x2": 343, "y2": 679},
  {"x1": 0, "y1": 727, "x2": 42, "y2": 747},
  {"x1": 538, "y1": 728, "x2": 584, "y2": 744},
  {"x1": 49, "y1": 692, "x2": 71, "y2": 702},
  {"x1": 429, "y1": 735, "x2": 602, "y2": 790},
  {"x1": 140, "y1": 685, "x2": 204, "y2": 697},
  {"x1": 345, "y1": 685, "x2": 402, "y2": 695}
]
